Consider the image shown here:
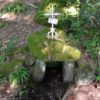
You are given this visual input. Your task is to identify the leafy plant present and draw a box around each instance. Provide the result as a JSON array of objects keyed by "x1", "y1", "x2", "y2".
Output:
[
  {"x1": 9, "y1": 67, "x2": 30, "y2": 86},
  {"x1": 83, "y1": 35, "x2": 100, "y2": 59},
  {"x1": 68, "y1": 0, "x2": 100, "y2": 60},
  {"x1": 3, "y1": 2, "x2": 28, "y2": 14}
]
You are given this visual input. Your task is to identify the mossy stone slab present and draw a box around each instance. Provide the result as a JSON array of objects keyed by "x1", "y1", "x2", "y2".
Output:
[{"x1": 27, "y1": 28, "x2": 81, "y2": 61}]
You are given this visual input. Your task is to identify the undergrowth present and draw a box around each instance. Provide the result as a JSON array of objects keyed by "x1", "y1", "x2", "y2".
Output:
[{"x1": 3, "y1": 2, "x2": 28, "y2": 14}]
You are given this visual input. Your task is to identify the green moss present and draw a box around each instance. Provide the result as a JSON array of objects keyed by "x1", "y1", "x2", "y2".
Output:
[
  {"x1": 27, "y1": 28, "x2": 81, "y2": 61},
  {"x1": 0, "y1": 59, "x2": 23, "y2": 75},
  {"x1": 13, "y1": 46, "x2": 26, "y2": 55}
]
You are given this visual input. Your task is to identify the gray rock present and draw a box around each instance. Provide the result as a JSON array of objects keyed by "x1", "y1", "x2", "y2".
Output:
[
  {"x1": 30, "y1": 59, "x2": 46, "y2": 82},
  {"x1": 63, "y1": 61, "x2": 75, "y2": 82},
  {"x1": 74, "y1": 69, "x2": 95, "y2": 86},
  {"x1": 75, "y1": 56, "x2": 96, "y2": 86}
]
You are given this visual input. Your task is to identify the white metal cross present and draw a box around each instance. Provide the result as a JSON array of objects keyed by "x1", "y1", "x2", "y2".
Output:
[{"x1": 44, "y1": 4, "x2": 60, "y2": 39}]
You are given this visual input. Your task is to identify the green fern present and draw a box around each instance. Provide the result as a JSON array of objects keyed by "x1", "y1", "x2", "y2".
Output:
[{"x1": 9, "y1": 67, "x2": 30, "y2": 86}]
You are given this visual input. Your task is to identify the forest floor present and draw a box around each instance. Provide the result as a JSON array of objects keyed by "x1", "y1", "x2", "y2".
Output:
[
  {"x1": 0, "y1": 0, "x2": 43, "y2": 48},
  {"x1": 0, "y1": 66, "x2": 100, "y2": 100},
  {"x1": 0, "y1": 0, "x2": 100, "y2": 100}
]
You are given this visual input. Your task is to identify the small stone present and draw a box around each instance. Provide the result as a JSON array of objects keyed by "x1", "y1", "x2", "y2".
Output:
[
  {"x1": 75, "y1": 55, "x2": 96, "y2": 86},
  {"x1": 63, "y1": 61, "x2": 75, "y2": 82},
  {"x1": 30, "y1": 60, "x2": 46, "y2": 82}
]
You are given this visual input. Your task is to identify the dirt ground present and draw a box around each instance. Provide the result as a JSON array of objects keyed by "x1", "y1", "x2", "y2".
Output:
[
  {"x1": 0, "y1": 0, "x2": 43, "y2": 48},
  {"x1": 0, "y1": 65, "x2": 100, "y2": 100},
  {"x1": 62, "y1": 83, "x2": 100, "y2": 100}
]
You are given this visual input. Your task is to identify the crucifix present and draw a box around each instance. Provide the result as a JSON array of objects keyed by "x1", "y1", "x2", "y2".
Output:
[{"x1": 44, "y1": 4, "x2": 60, "y2": 39}]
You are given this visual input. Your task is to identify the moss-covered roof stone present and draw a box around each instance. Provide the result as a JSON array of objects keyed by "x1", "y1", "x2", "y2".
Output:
[{"x1": 27, "y1": 28, "x2": 81, "y2": 61}]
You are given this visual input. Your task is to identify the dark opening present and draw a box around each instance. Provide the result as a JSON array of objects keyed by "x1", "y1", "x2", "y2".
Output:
[
  {"x1": 43, "y1": 61, "x2": 63, "y2": 82},
  {"x1": 31, "y1": 61, "x2": 68, "y2": 100}
]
